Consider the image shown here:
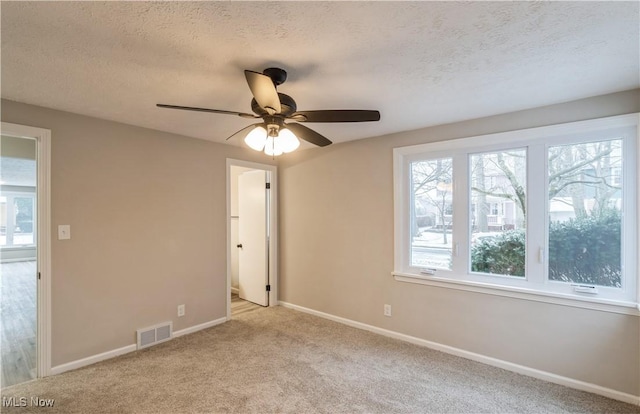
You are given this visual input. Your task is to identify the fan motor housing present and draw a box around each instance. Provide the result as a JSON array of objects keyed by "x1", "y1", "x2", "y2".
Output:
[{"x1": 251, "y1": 93, "x2": 297, "y2": 117}]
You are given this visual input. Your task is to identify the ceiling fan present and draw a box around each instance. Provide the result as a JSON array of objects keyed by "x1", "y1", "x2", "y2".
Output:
[{"x1": 157, "y1": 67, "x2": 381, "y2": 156}]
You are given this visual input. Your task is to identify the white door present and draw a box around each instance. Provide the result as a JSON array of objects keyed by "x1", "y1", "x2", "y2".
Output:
[{"x1": 238, "y1": 170, "x2": 269, "y2": 306}]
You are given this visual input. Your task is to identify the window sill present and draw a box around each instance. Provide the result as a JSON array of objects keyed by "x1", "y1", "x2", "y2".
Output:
[
  {"x1": 392, "y1": 271, "x2": 640, "y2": 316},
  {"x1": 0, "y1": 245, "x2": 36, "y2": 250}
]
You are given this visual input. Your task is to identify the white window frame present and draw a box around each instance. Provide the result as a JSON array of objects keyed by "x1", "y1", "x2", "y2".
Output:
[{"x1": 393, "y1": 114, "x2": 639, "y2": 314}]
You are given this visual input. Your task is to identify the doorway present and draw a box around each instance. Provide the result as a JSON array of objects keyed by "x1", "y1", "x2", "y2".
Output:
[
  {"x1": 226, "y1": 159, "x2": 277, "y2": 319},
  {"x1": 0, "y1": 123, "x2": 51, "y2": 386}
]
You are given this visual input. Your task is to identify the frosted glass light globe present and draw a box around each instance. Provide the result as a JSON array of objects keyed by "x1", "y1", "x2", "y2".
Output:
[
  {"x1": 244, "y1": 126, "x2": 268, "y2": 151},
  {"x1": 278, "y1": 128, "x2": 300, "y2": 153}
]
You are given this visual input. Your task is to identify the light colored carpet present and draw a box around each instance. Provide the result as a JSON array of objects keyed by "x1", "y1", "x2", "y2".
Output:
[{"x1": 1, "y1": 305, "x2": 638, "y2": 413}]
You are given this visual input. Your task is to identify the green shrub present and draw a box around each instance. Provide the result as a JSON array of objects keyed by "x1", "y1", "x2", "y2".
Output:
[
  {"x1": 548, "y1": 209, "x2": 621, "y2": 287},
  {"x1": 469, "y1": 210, "x2": 621, "y2": 287},
  {"x1": 471, "y1": 230, "x2": 525, "y2": 277}
]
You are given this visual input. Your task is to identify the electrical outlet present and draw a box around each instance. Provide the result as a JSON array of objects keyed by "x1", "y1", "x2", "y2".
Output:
[
  {"x1": 384, "y1": 304, "x2": 392, "y2": 317},
  {"x1": 177, "y1": 304, "x2": 185, "y2": 317}
]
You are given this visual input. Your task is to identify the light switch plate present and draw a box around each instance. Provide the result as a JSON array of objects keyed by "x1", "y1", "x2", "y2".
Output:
[{"x1": 58, "y1": 225, "x2": 71, "y2": 240}]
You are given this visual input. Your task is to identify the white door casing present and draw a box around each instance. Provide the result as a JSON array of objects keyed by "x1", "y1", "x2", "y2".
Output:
[{"x1": 226, "y1": 159, "x2": 277, "y2": 319}]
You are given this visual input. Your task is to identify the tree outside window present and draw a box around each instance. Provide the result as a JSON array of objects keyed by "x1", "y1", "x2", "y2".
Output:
[{"x1": 410, "y1": 158, "x2": 453, "y2": 270}]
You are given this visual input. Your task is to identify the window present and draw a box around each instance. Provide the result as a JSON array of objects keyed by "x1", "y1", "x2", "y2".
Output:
[
  {"x1": 470, "y1": 149, "x2": 527, "y2": 277},
  {"x1": 1, "y1": 194, "x2": 36, "y2": 247},
  {"x1": 394, "y1": 114, "x2": 638, "y2": 307},
  {"x1": 410, "y1": 157, "x2": 453, "y2": 270},
  {"x1": 547, "y1": 139, "x2": 623, "y2": 288},
  {"x1": 1, "y1": 154, "x2": 36, "y2": 248}
]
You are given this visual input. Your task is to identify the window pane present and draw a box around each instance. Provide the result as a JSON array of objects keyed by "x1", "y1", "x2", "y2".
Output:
[
  {"x1": 470, "y1": 149, "x2": 527, "y2": 277},
  {"x1": 410, "y1": 158, "x2": 453, "y2": 269},
  {"x1": 548, "y1": 139, "x2": 622, "y2": 287}
]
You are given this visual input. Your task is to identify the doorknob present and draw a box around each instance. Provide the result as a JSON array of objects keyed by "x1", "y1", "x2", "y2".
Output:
[{"x1": 237, "y1": 244, "x2": 243, "y2": 248}]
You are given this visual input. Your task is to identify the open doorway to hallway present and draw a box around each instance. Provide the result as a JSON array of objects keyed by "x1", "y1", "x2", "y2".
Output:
[
  {"x1": 227, "y1": 159, "x2": 278, "y2": 319},
  {"x1": 1, "y1": 135, "x2": 37, "y2": 387}
]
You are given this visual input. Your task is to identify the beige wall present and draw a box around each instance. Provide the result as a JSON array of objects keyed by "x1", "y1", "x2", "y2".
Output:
[
  {"x1": 1, "y1": 99, "x2": 274, "y2": 366},
  {"x1": 278, "y1": 89, "x2": 640, "y2": 396}
]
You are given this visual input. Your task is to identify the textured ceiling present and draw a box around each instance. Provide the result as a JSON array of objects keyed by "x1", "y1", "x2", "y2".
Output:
[{"x1": 1, "y1": 2, "x2": 638, "y2": 146}]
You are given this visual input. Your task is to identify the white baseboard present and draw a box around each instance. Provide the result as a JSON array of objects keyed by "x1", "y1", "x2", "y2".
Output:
[
  {"x1": 173, "y1": 317, "x2": 227, "y2": 338},
  {"x1": 50, "y1": 317, "x2": 227, "y2": 376},
  {"x1": 51, "y1": 344, "x2": 136, "y2": 376},
  {"x1": 279, "y1": 301, "x2": 640, "y2": 406}
]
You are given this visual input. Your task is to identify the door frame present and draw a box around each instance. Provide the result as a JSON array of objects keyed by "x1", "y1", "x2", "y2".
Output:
[
  {"x1": 226, "y1": 158, "x2": 278, "y2": 319},
  {"x1": 1, "y1": 122, "x2": 52, "y2": 378}
]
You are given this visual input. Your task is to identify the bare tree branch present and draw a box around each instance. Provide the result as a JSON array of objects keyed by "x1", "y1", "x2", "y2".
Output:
[{"x1": 548, "y1": 148, "x2": 613, "y2": 182}]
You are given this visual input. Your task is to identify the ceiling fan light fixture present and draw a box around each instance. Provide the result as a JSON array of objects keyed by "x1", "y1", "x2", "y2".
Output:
[
  {"x1": 245, "y1": 125, "x2": 299, "y2": 156},
  {"x1": 158, "y1": 67, "x2": 381, "y2": 156},
  {"x1": 244, "y1": 126, "x2": 268, "y2": 151}
]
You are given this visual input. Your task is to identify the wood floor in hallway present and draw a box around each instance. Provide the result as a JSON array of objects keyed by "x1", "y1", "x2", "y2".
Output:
[
  {"x1": 231, "y1": 293, "x2": 264, "y2": 316},
  {"x1": 1, "y1": 260, "x2": 37, "y2": 388}
]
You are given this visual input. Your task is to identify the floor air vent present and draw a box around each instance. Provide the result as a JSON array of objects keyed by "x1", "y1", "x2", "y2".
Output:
[{"x1": 137, "y1": 322, "x2": 173, "y2": 350}]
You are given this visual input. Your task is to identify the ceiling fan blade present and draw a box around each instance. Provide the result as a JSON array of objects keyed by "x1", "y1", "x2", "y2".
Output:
[
  {"x1": 225, "y1": 123, "x2": 263, "y2": 141},
  {"x1": 291, "y1": 110, "x2": 380, "y2": 123},
  {"x1": 286, "y1": 123, "x2": 332, "y2": 147},
  {"x1": 244, "y1": 70, "x2": 281, "y2": 115},
  {"x1": 157, "y1": 104, "x2": 257, "y2": 119}
]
